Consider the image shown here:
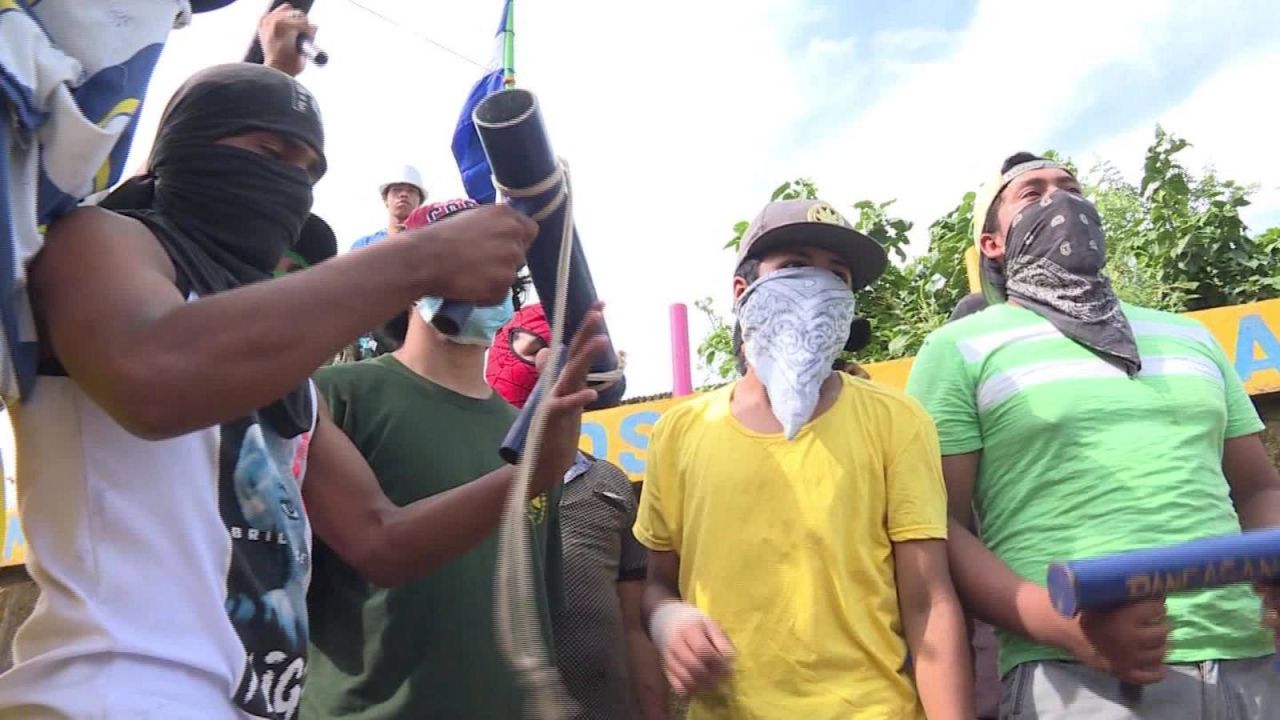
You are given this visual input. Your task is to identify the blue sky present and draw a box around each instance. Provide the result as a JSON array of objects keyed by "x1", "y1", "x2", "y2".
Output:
[
  {"x1": 787, "y1": 0, "x2": 1278, "y2": 160},
  {"x1": 122, "y1": 0, "x2": 1280, "y2": 396}
]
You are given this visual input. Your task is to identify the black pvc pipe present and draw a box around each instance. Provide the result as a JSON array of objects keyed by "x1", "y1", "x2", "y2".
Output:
[{"x1": 474, "y1": 89, "x2": 625, "y2": 463}]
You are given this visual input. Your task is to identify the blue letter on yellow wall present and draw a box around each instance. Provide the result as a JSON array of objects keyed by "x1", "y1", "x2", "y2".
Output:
[
  {"x1": 3, "y1": 516, "x2": 24, "y2": 565},
  {"x1": 580, "y1": 421, "x2": 607, "y2": 459},
  {"x1": 1234, "y1": 314, "x2": 1280, "y2": 382},
  {"x1": 619, "y1": 411, "x2": 661, "y2": 474}
]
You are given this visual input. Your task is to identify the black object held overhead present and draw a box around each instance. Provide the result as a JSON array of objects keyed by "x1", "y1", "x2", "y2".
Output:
[
  {"x1": 296, "y1": 35, "x2": 329, "y2": 66},
  {"x1": 472, "y1": 89, "x2": 625, "y2": 463},
  {"x1": 244, "y1": 0, "x2": 325, "y2": 66}
]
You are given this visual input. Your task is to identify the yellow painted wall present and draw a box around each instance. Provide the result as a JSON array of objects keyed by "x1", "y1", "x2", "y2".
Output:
[{"x1": 576, "y1": 299, "x2": 1280, "y2": 485}]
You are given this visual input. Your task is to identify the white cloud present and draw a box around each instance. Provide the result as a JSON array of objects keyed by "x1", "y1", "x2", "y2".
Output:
[
  {"x1": 796, "y1": 0, "x2": 1180, "y2": 245},
  {"x1": 1083, "y1": 49, "x2": 1280, "y2": 231},
  {"x1": 871, "y1": 27, "x2": 953, "y2": 57},
  {"x1": 119, "y1": 0, "x2": 1280, "y2": 398}
]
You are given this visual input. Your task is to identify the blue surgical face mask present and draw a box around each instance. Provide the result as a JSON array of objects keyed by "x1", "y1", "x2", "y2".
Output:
[{"x1": 416, "y1": 292, "x2": 514, "y2": 347}]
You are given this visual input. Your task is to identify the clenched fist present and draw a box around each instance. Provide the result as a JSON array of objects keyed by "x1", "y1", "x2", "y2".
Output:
[
  {"x1": 650, "y1": 601, "x2": 736, "y2": 698},
  {"x1": 411, "y1": 204, "x2": 537, "y2": 306},
  {"x1": 1074, "y1": 598, "x2": 1171, "y2": 685},
  {"x1": 259, "y1": 4, "x2": 316, "y2": 78}
]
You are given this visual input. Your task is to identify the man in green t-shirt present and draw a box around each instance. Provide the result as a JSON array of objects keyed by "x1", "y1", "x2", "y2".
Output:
[
  {"x1": 302, "y1": 200, "x2": 590, "y2": 719},
  {"x1": 907, "y1": 152, "x2": 1280, "y2": 718}
]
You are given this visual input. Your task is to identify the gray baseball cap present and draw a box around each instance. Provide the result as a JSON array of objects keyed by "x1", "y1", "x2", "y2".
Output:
[{"x1": 736, "y1": 199, "x2": 888, "y2": 290}]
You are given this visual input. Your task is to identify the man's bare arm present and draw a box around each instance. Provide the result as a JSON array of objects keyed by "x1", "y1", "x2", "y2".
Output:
[
  {"x1": 893, "y1": 538, "x2": 974, "y2": 720},
  {"x1": 642, "y1": 550, "x2": 734, "y2": 697},
  {"x1": 1223, "y1": 434, "x2": 1280, "y2": 530},
  {"x1": 30, "y1": 206, "x2": 530, "y2": 439},
  {"x1": 942, "y1": 453, "x2": 1170, "y2": 685},
  {"x1": 642, "y1": 550, "x2": 683, "y2": 620},
  {"x1": 1221, "y1": 433, "x2": 1280, "y2": 649},
  {"x1": 618, "y1": 579, "x2": 669, "y2": 720},
  {"x1": 303, "y1": 313, "x2": 606, "y2": 587},
  {"x1": 302, "y1": 405, "x2": 518, "y2": 587},
  {"x1": 941, "y1": 454, "x2": 1086, "y2": 649}
]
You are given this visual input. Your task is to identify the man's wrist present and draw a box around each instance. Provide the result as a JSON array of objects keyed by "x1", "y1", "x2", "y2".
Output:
[
  {"x1": 1037, "y1": 611, "x2": 1089, "y2": 659},
  {"x1": 264, "y1": 55, "x2": 299, "y2": 77},
  {"x1": 382, "y1": 232, "x2": 442, "y2": 299},
  {"x1": 527, "y1": 448, "x2": 576, "y2": 500},
  {"x1": 649, "y1": 600, "x2": 704, "y2": 654},
  {"x1": 527, "y1": 466, "x2": 555, "y2": 500},
  {"x1": 1013, "y1": 585, "x2": 1090, "y2": 658}
]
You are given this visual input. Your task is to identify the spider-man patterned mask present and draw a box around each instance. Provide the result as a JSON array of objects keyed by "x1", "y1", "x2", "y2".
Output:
[{"x1": 485, "y1": 303, "x2": 550, "y2": 408}]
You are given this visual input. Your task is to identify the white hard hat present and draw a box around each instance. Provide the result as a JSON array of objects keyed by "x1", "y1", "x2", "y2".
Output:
[{"x1": 379, "y1": 165, "x2": 427, "y2": 201}]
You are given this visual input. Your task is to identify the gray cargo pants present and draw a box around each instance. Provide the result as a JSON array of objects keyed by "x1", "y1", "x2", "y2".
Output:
[{"x1": 999, "y1": 657, "x2": 1278, "y2": 719}]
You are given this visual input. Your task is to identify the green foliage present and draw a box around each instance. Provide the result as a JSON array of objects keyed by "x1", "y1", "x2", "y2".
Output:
[
  {"x1": 697, "y1": 127, "x2": 1280, "y2": 381},
  {"x1": 693, "y1": 296, "x2": 737, "y2": 382},
  {"x1": 849, "y1": 199, "x2": 947, "y2": 361},
  {"x1": 1129, "y1": 126, "x2": 1280, "y2": 310},
  {"x1": 724, "y1": 178, "x2": 820, "y2": 251}
]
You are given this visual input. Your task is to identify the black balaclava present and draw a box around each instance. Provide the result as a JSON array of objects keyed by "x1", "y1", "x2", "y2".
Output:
[{"x1": 101, "y1": 63, "x2": 327, "y2": 437}]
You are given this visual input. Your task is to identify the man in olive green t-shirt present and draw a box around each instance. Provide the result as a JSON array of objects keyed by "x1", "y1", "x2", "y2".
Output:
[
  {"x1": 301, "y1": 204, "x2": 596, "y2": 718},
  {"x1": 907, "y1": 152, "x2": 1280, "y2": 718}
]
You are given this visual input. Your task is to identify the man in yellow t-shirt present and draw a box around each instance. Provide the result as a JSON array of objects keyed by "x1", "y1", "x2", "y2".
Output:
[{"x1": 634, "y1": 199, "x2": 973, "y2": 720}]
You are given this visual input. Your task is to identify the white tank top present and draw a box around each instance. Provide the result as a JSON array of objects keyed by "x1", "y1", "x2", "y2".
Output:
[{"x1": 0, "y1": 373, "x2": 316, "y2": 720}]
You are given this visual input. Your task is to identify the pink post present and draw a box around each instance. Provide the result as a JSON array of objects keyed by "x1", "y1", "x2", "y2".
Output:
[{"x1": 670, "y1": 303, "x2": 693, "y2": 396}]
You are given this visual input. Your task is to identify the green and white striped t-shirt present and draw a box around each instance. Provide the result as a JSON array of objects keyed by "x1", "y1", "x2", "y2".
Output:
[{"x1": 906, "y1": 302, "x2": 1271, "y2": 675}]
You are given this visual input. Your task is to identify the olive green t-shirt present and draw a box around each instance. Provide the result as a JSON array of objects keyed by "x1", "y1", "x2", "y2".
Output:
[{"x1": 302, "y1": 354, "x2": 562, "y2": 719}]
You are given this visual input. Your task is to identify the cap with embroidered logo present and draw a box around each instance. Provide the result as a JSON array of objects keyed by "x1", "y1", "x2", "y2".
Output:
[{"x1": 736, "y1": 199, "x2": 887, "y2": 290}]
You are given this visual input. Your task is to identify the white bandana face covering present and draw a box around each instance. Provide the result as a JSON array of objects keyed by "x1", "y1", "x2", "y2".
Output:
[{"x1": 735, "y1": 266, "x2": 855, "y2": 439}]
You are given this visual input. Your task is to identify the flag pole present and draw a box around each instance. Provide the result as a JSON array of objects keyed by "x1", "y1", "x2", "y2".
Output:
[{"x1": 502, "y1": 0, "x2": 516, "y2": 88}]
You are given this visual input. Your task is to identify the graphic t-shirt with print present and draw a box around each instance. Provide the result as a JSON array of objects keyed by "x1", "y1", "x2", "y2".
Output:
[{"x1": 0, "y1": 365, "x2": 316, "y2": 719}]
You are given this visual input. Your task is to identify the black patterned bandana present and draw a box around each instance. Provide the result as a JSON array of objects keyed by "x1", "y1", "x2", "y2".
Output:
[{"x1": 1004, "y1": 191, "x2": 1141, "y2": 376}]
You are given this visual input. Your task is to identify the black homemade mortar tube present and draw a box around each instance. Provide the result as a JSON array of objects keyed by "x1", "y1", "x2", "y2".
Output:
[{"x1": 468, "y1": 89, "x2": 625, "y2": 463}]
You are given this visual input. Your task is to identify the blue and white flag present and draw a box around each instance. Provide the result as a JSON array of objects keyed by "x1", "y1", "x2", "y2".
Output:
[
  {"x1": 0, "y1": 0, "x2": 230, "y2": 402},
  {"x1": 450, "y1": 0, "x2": 514, "y2": 205}
]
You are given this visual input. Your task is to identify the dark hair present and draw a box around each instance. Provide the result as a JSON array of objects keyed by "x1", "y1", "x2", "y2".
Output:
[
  {"x1": 381, "y1": 310, "x2": 410, "y2": 347},
  {"x1": 294, "y1": 214, "x2": 337, "y2": 267},
  {"x1": 731, "y1": 258, "x2": 762, "y2": 375},
  {"x1": 981, "y1": 151, "x2": 1044, "y2": 236},
  {"x1": 947, "y1": 292, "x2": 989, "y2": 323},
  {"x1": 511, "y1": 271, "x2": 533, "y2": 311}
]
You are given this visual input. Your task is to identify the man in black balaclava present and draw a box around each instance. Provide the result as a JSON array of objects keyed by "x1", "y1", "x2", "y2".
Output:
[{"x1": 0, "y1": 63, "x2": 606, "y2": 720}]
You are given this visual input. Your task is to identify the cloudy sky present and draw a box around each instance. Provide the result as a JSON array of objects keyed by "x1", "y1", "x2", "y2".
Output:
[{"x1": 126, "y1": 0, "x2": 1280, "y2": 397}]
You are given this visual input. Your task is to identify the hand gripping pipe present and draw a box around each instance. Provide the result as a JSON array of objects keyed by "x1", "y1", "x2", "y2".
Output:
[
  {"x1": 483, "y1": 87, "x2": 624, "y2": 720},
  {"x1": 244, "y1": 0, "x2": 327, "y2": 67},
  {"x1": 1047, "y1": 527, "x2": 1280, "y2": 702},
  {"x1": 467, "y1": 88, "x2": 626, "y2": 463}
]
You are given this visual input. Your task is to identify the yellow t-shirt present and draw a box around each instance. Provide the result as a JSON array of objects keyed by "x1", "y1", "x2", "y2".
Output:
[{"x1": 634, "y1": 374, "x2": 948, "y2": 720}]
